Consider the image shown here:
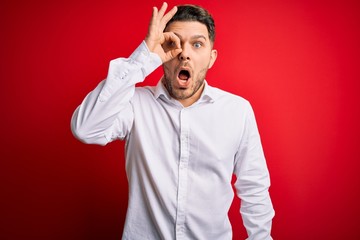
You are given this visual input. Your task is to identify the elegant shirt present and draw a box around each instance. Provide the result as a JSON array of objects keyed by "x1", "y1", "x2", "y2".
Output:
[{"x1": 71, "y1": 41, "x2": 274, "y2": 240}]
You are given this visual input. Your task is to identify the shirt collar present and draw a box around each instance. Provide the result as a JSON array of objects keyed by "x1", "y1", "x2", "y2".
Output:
[{"x1": 154, "y1": 77, "x2": 218, "y2": 105}]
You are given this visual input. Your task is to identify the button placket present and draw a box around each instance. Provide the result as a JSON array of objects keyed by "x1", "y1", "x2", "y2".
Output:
[{"x1": 175, "y1": 108, "x2": 190, "y2": 239}]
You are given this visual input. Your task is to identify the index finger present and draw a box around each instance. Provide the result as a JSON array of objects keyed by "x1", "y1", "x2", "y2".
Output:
[{"x1": 163, "y1": 32, "x2": 181, "y2": 49}]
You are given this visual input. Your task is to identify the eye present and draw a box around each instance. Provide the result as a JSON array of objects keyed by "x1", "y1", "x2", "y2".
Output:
[
  {"x1": 168, "y1": 41, "x2": 176, "y2": 47},
  {"x1": 193, "y1": 42, "x2": 203, "y2": 48},
  {"x1": 163, "y1": 41, "x2": 176, "y2": 51}
]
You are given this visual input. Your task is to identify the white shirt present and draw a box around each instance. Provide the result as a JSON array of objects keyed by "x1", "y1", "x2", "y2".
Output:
[{"x1": 71, "y1": 41, "x2": 274, "y2": 240}]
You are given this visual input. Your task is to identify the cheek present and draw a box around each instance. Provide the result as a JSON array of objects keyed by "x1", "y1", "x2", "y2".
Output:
[
  {"x1": 163, "y1": 61, "x2": 177, "y2": 74},
  {"x1": 201, "y1": 52, "x2": 212, "y2": 64},
  {"x1": 163, "y1": 64, "x2": 172, "y2": 76},
  {"x1": 195, "y1": 56, "x2": 211, "y2": 71}
]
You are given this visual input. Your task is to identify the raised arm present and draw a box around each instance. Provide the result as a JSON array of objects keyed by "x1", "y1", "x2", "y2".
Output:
[{"x1": 71, "y1": 2, "x2": 181, "y2": 145}]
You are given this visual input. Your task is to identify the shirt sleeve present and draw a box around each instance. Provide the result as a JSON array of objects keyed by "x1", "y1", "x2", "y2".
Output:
[
  {"x1": 71, "y1": 41, "x2": 162, "y2": 145},
  {"x1": 233, "y1": 102, "x2": 275, "y2": 240}
]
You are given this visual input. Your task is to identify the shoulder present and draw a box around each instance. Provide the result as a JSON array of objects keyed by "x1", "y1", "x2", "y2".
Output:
[
  {"x1": 131, "y1": 86, "x2": 157, "y2": 104},
  {"x1": 133, "y1": 86, "x2": 156, "y2": 96},
  {"x1": 207, "y1": 85, "x2": 251, "y2": 109}
]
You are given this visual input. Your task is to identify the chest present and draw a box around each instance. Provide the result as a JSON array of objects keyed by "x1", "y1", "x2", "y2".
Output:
[{"x1": 132, "y1": 98, "x2": 245, "y2": 165}]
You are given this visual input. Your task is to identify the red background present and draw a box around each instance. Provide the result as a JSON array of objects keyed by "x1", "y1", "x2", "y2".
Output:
[{"x1": 1, "y1": 0, "x2": 359, "y2": 239}]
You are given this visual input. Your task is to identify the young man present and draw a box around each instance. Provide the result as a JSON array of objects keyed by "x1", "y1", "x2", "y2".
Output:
[{"x1": 71, "y1": 3, "x2": 274, "y2": 239}]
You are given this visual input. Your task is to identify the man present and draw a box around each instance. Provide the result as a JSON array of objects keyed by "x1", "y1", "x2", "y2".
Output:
[{"x1": 71, "y1": 2, "x2": 274, "y2": 239}]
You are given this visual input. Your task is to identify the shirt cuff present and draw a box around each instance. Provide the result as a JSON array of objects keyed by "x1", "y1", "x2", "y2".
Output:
[{"x1": 129, "y1": 41, "x2": 162, "y2": 77}]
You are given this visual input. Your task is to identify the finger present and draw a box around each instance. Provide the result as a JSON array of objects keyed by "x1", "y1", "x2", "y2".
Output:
[
  {"x1": 162, "y1": 45, "x2": 182, "y2": 62},
  {"x1": 148, "y1": 7, "x2": 158, "y2": 29},
  {"x1": 170, "y1": 48, "x2": 183, "y2": 58},
  {"x1": 152, "y1": 6, "x2": 158, "y2": 19},
  {"x1": 161, "y1": 6, "x2": 177, "y2": 26},
  {"x1": 169, "y1": 33, "x2": 182, "y2": 58},
  {"x1": 147, "y1": 6, "x2": 158, "y2": 35},
  {"x1": 163, "y1": 32, "x2": 181, "y2": 49},
  {"x1": 158, "y1": 2, "x2": 168, "y2": 18}
]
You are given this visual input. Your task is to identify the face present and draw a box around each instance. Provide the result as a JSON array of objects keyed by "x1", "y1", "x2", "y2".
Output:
[{"x1": 162, "y1": 21, "x2": 217, "y2": 106}]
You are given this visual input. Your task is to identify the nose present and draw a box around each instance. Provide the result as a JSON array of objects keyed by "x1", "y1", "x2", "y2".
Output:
[{"x1": 178, "y1": 44, "x2": 190, "y2": 61}]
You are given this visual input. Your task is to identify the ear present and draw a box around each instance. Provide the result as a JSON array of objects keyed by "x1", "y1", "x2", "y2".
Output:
[{"x1": 208, "y1": 49, "x2": 218, "y2": 69}]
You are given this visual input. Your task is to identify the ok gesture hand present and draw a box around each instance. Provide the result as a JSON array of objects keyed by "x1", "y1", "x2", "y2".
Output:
[{"x1": 145, "y1": 2, "x2": 182, "y2": 63}]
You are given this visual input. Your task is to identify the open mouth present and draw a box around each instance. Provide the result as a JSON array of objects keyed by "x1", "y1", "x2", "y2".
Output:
[{"x1": 178, "y1": 70, "x2": 190, "y2": 82}]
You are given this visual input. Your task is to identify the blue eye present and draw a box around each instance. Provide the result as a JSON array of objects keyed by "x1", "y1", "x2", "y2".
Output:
[{"x1": 194, "y1": 42, "x2": 202, "y2": 48}]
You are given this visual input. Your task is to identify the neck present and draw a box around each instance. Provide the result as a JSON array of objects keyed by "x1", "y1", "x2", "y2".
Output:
[{"x1": 178, "y1": 83, "x2": 205, "y2": 107}]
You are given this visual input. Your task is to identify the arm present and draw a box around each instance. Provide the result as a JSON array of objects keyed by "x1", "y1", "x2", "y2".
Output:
[
  {"x1": 71, "y1": 2, "x2": 182, "y2": 145},
  {"x1": 71, "y1": 42, "x2": 162, "y2": 145},
  {"x1": 233, "y1": 103, "x2": 275, "y2": 239}
]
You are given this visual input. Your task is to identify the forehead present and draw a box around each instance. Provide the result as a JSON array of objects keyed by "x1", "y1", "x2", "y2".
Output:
[{"x1": 165, "y1": 21, "x2": 209, "y2": 40}]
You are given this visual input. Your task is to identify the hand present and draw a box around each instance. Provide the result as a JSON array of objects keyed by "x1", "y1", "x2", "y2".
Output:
[{"x1": 145, "y1": 2, "x2": 182, "y2": 63}]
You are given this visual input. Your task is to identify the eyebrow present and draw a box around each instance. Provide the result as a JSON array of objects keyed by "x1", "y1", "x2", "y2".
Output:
[{"x1": 173, "y1": 33, "x2": 207, "y2": 41}]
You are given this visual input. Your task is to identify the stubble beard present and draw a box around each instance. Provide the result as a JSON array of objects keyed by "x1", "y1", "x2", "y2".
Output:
[{"x1": 162, "y1": 67, "x2": 208, "y2": 101}]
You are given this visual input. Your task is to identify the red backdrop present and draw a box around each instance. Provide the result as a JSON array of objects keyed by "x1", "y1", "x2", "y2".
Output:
[{"x1": 1, "y1": 0, "x2": 359, "y2": 239}]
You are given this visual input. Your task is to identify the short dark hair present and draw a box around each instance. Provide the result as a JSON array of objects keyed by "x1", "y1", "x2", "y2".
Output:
[{"x1": 165, "y1": 5, "x2": 216, "y2": 44}]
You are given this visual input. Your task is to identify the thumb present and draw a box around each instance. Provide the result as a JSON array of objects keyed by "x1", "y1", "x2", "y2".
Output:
[
  {"x1": 164, "y1": 48, "x2": 182, "y2": 62},
  {"x1": 171, "y1": 48, "x2": 183, "y2": 58}
]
